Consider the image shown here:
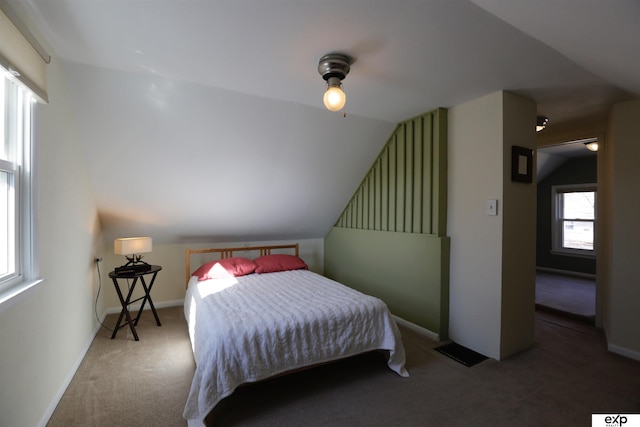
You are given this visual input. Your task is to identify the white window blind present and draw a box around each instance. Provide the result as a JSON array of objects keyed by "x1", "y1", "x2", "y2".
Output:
[{"x1": 0, "y1": 5, "x2": 49, "y2": 103}]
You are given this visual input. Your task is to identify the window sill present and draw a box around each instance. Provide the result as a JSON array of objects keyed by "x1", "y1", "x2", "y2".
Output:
[
  {"x1": 550, "y1": 249, "x2": 596, "y2": 260},
  {"x1": 0, "y1": 278, "x2": 45, "y2": 315}
]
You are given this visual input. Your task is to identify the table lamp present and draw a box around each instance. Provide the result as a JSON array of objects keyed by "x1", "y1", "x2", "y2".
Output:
[{"x1": 114, "y1": 237, "x2": 153, "y2": 273}]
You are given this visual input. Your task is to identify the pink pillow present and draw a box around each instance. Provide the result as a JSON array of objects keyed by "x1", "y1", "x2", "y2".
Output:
[
  {"x1": 192, "y1": 257, "x2": 257, "y2": 280},
  {"x1": 254, "y1": 254, "x2": 308, "y2": 274}
]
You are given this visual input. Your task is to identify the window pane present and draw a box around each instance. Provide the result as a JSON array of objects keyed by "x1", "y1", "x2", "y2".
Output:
[
  {"x1": 563, "y1": 220, "x2": 594, "y2": 250},
  {"x1": 0, "y1": 77, "x2": 5, "y2": 160},
  {"x1": 563, "y1": 192, "x2": 595, "y2": 219},
  {"x1": 0, "y1": 170, "x2": 10, "y2": 276}
]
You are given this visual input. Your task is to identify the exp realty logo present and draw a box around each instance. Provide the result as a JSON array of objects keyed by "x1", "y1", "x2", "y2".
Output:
[{"x1": 592, "y1": 414, "x2": 640, "y2": 427}]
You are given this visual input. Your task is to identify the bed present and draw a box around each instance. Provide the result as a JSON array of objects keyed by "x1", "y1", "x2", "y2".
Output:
[{"x1": 183, "y1": 244, "x2": 408, "y2": 426}]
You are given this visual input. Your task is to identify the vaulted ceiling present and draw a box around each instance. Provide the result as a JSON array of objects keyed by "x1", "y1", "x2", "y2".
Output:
[{"x1": 5, "y1": 0, "x2": 639, "y2": 243}]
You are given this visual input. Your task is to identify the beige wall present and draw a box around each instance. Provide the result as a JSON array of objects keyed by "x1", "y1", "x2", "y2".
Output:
[
  {"x1": 448, "y1": 91, "x2": 504, "y2": 359},
  {"x1": 499, "y1": 92, "x2": 537, "y2": 357},
  {"x1": 448, "y1": 91, "x2": 536, "y2": 360},
  {"x1": 605, "y1": 99, "x2": 640, "y2": 358},
  {"x1": 0, "y1": 58, "x2": 104, "y2": 427}
]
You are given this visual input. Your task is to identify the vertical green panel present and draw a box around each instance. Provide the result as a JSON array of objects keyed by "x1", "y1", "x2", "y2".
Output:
[
  {"x1": 381, "y1": 147, "x2": 389, "y2": 231},
  {"x1": 432, "y1": 108, "x2": 448, "y2": 237},
  {"x1": 405, "y1": 121, "x2": 414, "y2": 232},
  {"x1": 376, "y1": 157, "x2": 382, "y2": 230},
  {"x1": 353, "y1": 190, "x2": 358, "y2": 229},
  {"x1": 375, "y1": 159, "x2": 381, "y2": 230},
  {"x1": 356, "y1": 189, "x2": 362, "y2": 228},
  {"x1": 360, "y1": 187, "x2": 365, "y2": 229},
  {"x1": 362, "y1": 176, "x2": 368, "y2": 230},
  {"x1": 343, "y1": 204, "x2": 349, "y2": 228},
  {"x1": 362, "y1": 185, "x2": 366, "y2": 228},
  {"x1": 368, "y1": 172, "x2": 375, "y2": 229},
  {"x1": 351, "y1": 198, "x2": 356, "y2": 228},
  {"x1": 350, "y1": 201, "x2": 355, "y2": 228},
  {"x1": 413, "y1": 117, "x2": 424, "y2": 233},
  {"x1": 395, "y1": 131, "x2": 405, "y2": 232},
  {"x1": 359, "y1": 188, "x2": 364, "y2": 228},
  {"x1": 352, "y1": 191, "x2": 357, "y2": 229},
  {"x1": 423, "y1": 113, "x2": 433, "y2": 234},
  {"x1": 343, "y1": 200, "x2": 348, "y2": 228},
  {"x1": 356, "y1": 191, "x2": 362, "y2": 228},
  {"x1": 388, "y1": 138, "x2": 396, "y2": 232}
]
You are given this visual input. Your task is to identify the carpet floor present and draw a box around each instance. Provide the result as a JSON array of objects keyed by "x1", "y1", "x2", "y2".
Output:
[
  {"x1": 535, "y1": 271, "x2": 595, "y2": 319},
  {"x1": 47, "y1": 306, "x2": 640, "y2": 427}
]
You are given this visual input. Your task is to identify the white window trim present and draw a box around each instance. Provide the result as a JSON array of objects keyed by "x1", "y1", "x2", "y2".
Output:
[
  {"x1": 551, "y1": 183, "x2": 596, "y2": 259},
  {"x1": 0, "y1": 73, "x2": 42, "y2": 313}
]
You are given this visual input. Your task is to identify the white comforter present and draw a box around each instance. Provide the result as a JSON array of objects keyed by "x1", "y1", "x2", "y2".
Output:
[{"x1": 183, "y1": 269, "x2": 408, "y2": 425}]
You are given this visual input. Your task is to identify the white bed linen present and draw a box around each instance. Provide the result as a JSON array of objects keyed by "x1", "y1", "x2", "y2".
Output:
[{"x1": 183, "y1": 269, "x2": 408, "y2": 425}]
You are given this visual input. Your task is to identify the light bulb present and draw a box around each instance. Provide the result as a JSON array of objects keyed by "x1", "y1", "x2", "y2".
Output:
[
  {"x1": 323, "y1": 86, "x2": 346, "y2": 112},
  {"x1": 585, "y1": 142, "x2": 599, "y2": 152},
  {"x1": 536, "y1": 116, "x2": 549, "y2": 132}
]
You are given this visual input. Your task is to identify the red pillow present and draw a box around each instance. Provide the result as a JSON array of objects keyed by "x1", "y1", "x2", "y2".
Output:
[
  {"x1": 192, "y1": 257, "x2": 257, "y2": 280},
  {"x1": 254, "y1": 254, "x2": 308, "y2": 274}
]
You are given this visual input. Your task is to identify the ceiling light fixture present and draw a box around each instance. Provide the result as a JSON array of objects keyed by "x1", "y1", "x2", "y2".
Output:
[
  {"x1": 318, "y1": 53, "x2": 351, "y2": 112},
  {"x1": 536, "y1": 116, "x2": 549, "y2": 132},
  {"x1": 584, "y1": 141, "x2": 599, "y2": 152}
]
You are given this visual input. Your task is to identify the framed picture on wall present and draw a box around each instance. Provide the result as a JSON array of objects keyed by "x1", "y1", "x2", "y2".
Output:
[{"x1": 511, "y1": 145, "x2": 533, "y2": 183}]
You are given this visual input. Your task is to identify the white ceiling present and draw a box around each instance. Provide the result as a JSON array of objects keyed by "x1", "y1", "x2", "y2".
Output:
[{"x1": 5, "y1": 0, "x2": 639, "y2": 244}]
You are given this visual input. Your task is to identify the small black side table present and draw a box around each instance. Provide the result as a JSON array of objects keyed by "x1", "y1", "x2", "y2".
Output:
[{"x1": 108, "y1": 265, "x2": 162, "y2": 341}]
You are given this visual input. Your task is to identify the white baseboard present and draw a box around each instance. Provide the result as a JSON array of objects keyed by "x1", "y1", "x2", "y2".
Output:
[
  {"x1": 393, "y1": 315, "x2": 440, "y2": 342},
  {"x1": 602, "y1": 323, "x2": 640, "y2": 362},
  {"x1": 105, "y1": 298, "x2": 184, "y2": 315},
  {"x1": 607, "y1": 342, "x2": 640, "y2": 362},
  {"x1": 37, "y1": 311, "x2": 107, "y2": 427}
]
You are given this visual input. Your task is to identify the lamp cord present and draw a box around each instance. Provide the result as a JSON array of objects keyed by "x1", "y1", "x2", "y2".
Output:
[{"x1": 94, "y1": 261, "x2": 113, "y2": 332}]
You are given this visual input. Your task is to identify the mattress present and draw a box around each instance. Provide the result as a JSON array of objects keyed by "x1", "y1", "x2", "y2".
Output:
[{"x1": 183, "y1": 269, "x2": 408, "y2": 425}]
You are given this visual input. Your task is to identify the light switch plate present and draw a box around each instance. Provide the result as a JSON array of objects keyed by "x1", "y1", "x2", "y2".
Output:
[{"x1": 486, "y1": 199, "x2": 498, "y2": 216}]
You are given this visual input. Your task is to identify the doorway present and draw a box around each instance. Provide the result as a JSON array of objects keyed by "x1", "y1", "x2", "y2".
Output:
[{"x1": 535, "y1": 138, "x2": 598, "y2": 324}]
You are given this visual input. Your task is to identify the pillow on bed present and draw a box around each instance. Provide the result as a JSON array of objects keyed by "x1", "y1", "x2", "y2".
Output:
[
  {"x1": 254, "y1": 254, "x2": 308, "y2": 273},
  {"x1": 192, "y1": 257, "x2": 257, "y2": 280}
]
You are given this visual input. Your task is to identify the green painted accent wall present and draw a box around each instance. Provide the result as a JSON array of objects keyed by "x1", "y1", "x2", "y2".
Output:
[
  {"x1": 325, "y1": 228, "x2": 449, "y2": 337},
  {"x1": 324, "y1": 108, "x2": 449, "y2": 337},
  {"x1": 334, "y1": 108, "x2": 447, "y2": 237}
]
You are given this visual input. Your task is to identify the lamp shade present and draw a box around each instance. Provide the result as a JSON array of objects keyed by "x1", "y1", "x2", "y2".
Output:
[{"x1": 114, "y1": 237, "x2": 152, "y2": 255}]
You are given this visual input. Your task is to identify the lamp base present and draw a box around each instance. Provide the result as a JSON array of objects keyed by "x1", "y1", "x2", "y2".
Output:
[{"x1": 115, "y1": 263, "x2": 152, "y2": 274}]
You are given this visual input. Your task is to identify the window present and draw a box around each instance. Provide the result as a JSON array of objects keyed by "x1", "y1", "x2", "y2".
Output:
[
  {"x1": 551, "y1": 184, "x2": 596, "y2": 258},
  {"x1": 0, "y1": 66, "x2": 37, "y2": 296},
  {"x1": 0, "y1": 7, "x2": 46, "y2": 309}
]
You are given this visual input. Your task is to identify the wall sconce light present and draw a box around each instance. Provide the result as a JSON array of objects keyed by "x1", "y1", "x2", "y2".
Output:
[
  {"x1": 584, "y1": 141, "x2": 599, "y2": 152},
  {"x1": 114, "y1": 236, "x2": 152, "y2": 273},
  {"x1": 536, "y1": 116, "x2": 549, "y2": 132},
  {"x1": 318, "y1": 53, "x2": 351, "y2": 112}
]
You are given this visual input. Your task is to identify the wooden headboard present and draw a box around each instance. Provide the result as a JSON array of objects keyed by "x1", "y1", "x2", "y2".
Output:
[{"x1": 185, "y1": 243, "x2": 299, "y2": 287}]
